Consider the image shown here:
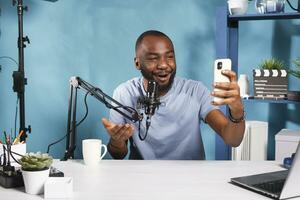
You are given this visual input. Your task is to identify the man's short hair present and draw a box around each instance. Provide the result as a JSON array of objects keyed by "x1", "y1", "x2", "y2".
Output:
[{"x1": 135, "y1": 30, "x2": 172, "y2": 52}]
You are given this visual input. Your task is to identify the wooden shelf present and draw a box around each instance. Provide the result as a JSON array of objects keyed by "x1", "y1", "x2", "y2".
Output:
[{"x1": 228, "y1": 12, "x2": 300, "y2": 21}]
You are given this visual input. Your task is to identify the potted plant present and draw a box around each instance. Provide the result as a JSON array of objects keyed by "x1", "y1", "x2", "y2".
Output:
[
  {"x1": 288, "y1": 56, "x2": 300, "y2": 79},
  {"x1": 253, "y1": 58, "x2": 288, "y2": 100},
  {"x1": 286, "y1": 56, "x2": 300, "y2": 101},
  {"x1": 19, "y1": 152, "x2": 53, "y2": 195}
]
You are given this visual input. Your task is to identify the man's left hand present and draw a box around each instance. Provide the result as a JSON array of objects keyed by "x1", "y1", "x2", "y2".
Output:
[{"x1": 211, "y1": 70, "x2": 243, "y2": 115}]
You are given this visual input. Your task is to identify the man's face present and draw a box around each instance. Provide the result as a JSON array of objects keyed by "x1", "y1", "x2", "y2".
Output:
[{"x1": 135, "y1": 35, "x2": 176, "y2": 94}]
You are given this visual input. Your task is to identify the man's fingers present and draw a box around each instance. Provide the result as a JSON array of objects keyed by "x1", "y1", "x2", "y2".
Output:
[
  {"x1": 102, "y1": 118, "x2": 135, "y2": 141},
  {"x1": 110, "y1": 124, "x2": 124, "y2": 135},
  {"x1": 212, "y1": 98, "x2": 234, "y2": 106},
  {"x1": 102, "y1": 118, "x2": 123, "y2": 137},
  {"x1": 112, "y1": 124, "x2": 134, "y2": 141},
  {"x1": 212, "y1": 90, "x2": 239, "y2": 99},
  {"x1": 213, "y1": 82, "x2": 238, "y2": 90},
  {"x1": 221, "y1": 69, "x2": 237, "y2": 82},
  {"x1": 117, "y1": 124, "x2": 134, "y2": 138},
  {"x1": 102, "y1": 118, "x2": 113, "y2": 128},
  {"x1": 120, "y1": 127, "x2": 134, "y2": 141},
  {"x1": 211, "y1": 100, "x2": 224, "y2": 106},
  {"x1": 123, "y1": 124, "x2": 135, "y2": 139}
]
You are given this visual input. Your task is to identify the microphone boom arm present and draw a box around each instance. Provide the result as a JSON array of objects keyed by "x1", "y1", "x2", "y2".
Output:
[
  {"x1": 72, "y1": 77, "x2": 141, "y2": 122},
  {"x1": 62, "y1": 76, "x2": 142, "y2": 161}
]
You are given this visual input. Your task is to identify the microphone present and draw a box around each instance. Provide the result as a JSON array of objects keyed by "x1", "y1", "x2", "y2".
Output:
[
  {"x1": 137, "y1": 80, "x2": 160, "y2": 140},
  {"x1": 144, "y1": 80, "x2": 160, "y2": 116}
]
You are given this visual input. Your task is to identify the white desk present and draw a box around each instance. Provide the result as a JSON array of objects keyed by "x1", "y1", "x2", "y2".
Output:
[{"x1": 1, "y1": 160, "x2": 299, "y2": 200}]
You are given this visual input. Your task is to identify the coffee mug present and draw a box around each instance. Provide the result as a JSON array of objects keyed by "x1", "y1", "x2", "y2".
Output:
[
  {"x1": 82, "y1": 139, "x2": 107, "y2": 166},
  {"x1": 228, "y1": 0, "x2": 248, "y2": 15}
]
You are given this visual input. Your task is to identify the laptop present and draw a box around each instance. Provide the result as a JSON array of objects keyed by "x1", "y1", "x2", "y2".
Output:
[{"x1": 230, "y1": 142, "x2": 300, "y2": 199}]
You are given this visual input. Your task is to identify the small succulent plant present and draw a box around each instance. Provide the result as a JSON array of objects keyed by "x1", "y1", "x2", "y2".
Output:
[{"x1": 19, "y1": 152, "x2": 53, "y2": 171}]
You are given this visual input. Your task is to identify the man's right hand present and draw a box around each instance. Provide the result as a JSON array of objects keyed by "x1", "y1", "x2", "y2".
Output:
[
  {"x1": 102, "y1": 118, "x2": 135, "y2": 159},
  {"x1": 102, "y1": 118, "x2": 135, "y2": 142}
]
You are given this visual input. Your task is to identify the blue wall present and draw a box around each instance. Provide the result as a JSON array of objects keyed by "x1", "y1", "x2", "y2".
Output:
[{"x1": 0, "y1": 0, "x2": 299, "y2": 160}]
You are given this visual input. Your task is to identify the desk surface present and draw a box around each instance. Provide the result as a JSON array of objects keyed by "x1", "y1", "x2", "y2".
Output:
[{"x1": 1, "y1": 160, "x2": 299, "y2": 200}]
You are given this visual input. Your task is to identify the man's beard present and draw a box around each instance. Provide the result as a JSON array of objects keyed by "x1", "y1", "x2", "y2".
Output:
[{"x1": 140, "y1": 67, "x2": 176, "y2": 94}]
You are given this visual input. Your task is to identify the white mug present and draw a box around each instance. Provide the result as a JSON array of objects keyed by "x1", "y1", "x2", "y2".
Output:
[
  {"x1": 227, "y1": 0, "x2": 248, "y2": 15},
  {"x1": 238, "y1": 74, "x2": 250, "y2": 98},
  {"x1": 82, "y1": 139, "x2": 107, "y2": 166}
]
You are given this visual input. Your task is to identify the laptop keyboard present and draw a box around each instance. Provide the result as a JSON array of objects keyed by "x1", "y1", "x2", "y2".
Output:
[{"x1": 252, "y1": 179, "x2": 286, "y2": 195}]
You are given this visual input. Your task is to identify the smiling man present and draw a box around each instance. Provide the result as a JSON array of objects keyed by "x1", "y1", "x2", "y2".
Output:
[{"x1": 102, "y1": 30, "x2": 245, "y2": 160}]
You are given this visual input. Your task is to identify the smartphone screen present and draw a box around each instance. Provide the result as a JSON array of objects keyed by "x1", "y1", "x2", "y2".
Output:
[{"x1": 213, "y1": 58, "x2": 232, "y2": 102}]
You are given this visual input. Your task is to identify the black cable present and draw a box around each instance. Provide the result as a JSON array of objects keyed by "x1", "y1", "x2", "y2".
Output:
[
  {"x1": 286, "y1": 0, "x2": 300, "y2": 11},
  {"x1": 0, "y1": 56, "x2": 19, "y2": 138},
  {"x1": 76, "y1": 91, "x2": 89, "y2": 127},
  {"x1": 2, "y1": 145, "x2": 6, "y2": 165},
  {"x1": 7, "y1": 144, "x2": 11, "y2": 166},
  {"x1": 9, "y1": 150, "x2": 21, "y2": 164},
  {"x1": 46, "y1": 91, "x2": 90, "y2": 154},
  {"x1": 138, "y1": 119, "x2": 143, "y2": 140},
  {"x1": 0, "y1": 56, "x2": 18, "y2": 66},
  {"x1": 46, "y1": 134, "x2": 67, "y2": 154},
  {"x1": 138, "y1": 116, "x2": 150, "y2": 141},
  {"x1": 139, "y1": 128, "x2": 147, "y2": 141},
  {"x1": 14, "y1": 98, "x2": 19, "y2": 139},
  {"x1": 2, "y1": 145, "x2": 23, "y2": 164}
]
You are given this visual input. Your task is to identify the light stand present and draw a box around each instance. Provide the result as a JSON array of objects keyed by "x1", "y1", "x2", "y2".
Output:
[
  {"x1": 12, "y1": 0, "x2": 31, "y2": 141},
  {"x1": 62, "y1": 77, "x2": 142, "y2": 161}
]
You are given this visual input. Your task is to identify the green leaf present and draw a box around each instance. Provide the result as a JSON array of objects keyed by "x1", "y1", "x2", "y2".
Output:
[
  {"x1": 19, "y1": 152, "x2": 53, "y2": 171},
  {"x1": 259, "y1": 58, "x2": 286, "y2": 70}
]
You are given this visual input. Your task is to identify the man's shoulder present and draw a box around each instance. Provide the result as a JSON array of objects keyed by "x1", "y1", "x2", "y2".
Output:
[
  {"x1": 174, "y1": 77, "x2": 206, "y2": 90},
  {"x1": 114, "y1": 77, "x2": 142, "y2": 94}
]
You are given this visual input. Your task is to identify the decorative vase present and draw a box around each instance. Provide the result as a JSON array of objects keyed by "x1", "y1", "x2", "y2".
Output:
[
  {"x1": 255, "y1": 0, "x2": 285, "y2": 14},
  {"x1": 22, "y1": 168, "x2": 50, "y2": 195},
  {"x1": 238, "y1": 74, "x2": 250, "y2": 98}
]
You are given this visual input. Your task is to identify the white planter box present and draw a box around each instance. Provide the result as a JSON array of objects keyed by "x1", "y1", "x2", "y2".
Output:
[
  {"x1": 44, "y1": 177, "x2": 73, "y2": 199},
  {"x1": 275, "y1": 129, "x2": 300, "y2": 162}
]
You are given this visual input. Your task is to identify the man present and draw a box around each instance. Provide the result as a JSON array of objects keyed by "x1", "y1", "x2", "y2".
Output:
[{"x1": 102, "y1": 30, "x2": 245, "y2": 160}]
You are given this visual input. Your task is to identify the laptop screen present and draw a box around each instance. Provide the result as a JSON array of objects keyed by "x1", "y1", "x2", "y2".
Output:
[{"x1": 279, "y1": 141, "x2": 300, "y2": 199}]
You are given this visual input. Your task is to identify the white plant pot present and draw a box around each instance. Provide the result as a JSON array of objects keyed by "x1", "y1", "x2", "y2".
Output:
[{"x1": 22, "y1": 168, "x2": 50, "y2": 195}]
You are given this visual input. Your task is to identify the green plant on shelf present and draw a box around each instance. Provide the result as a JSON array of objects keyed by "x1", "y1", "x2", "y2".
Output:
[
  {"x1": 259, "y1": 58, "x2": 286, "y2": 70},
  {"x1": 19, "y1": 152, "x2": 53, "y2": 171},
  {"x1": 259, "y1": 57, "x2": 300, "y2": 79},
  {"x1": 289, "y1": 56, "x2": 300, "y2": 79}
]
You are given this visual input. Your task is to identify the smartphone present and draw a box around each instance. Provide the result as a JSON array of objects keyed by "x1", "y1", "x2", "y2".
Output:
[{"x1": 213, "y1": 58, "x2": 232, "y2": 102}]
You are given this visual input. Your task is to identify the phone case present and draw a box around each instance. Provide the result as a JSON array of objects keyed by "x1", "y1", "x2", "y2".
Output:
[{"x1": 213, "y1": 59, "x2": 232, "y2": 102}]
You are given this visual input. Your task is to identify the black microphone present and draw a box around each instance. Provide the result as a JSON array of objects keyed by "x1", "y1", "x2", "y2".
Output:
[
  {"x1": 137, "y1": 80, "x2": 160, "y2": 140},
  {"x1": 144, "y1": 80, "x2": 160, "y2": 116}
]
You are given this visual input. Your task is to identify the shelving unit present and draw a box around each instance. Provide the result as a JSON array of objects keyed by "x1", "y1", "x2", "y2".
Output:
[
  {"x1": 229, "y1": 12, "x2": 300, "y2": 21},
  {"x1": 243, "y1": 99, "x2": 300, "y2": 104},
  {"x1": 215, "y1": 6, "x2": 300, "y2": 160}
]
